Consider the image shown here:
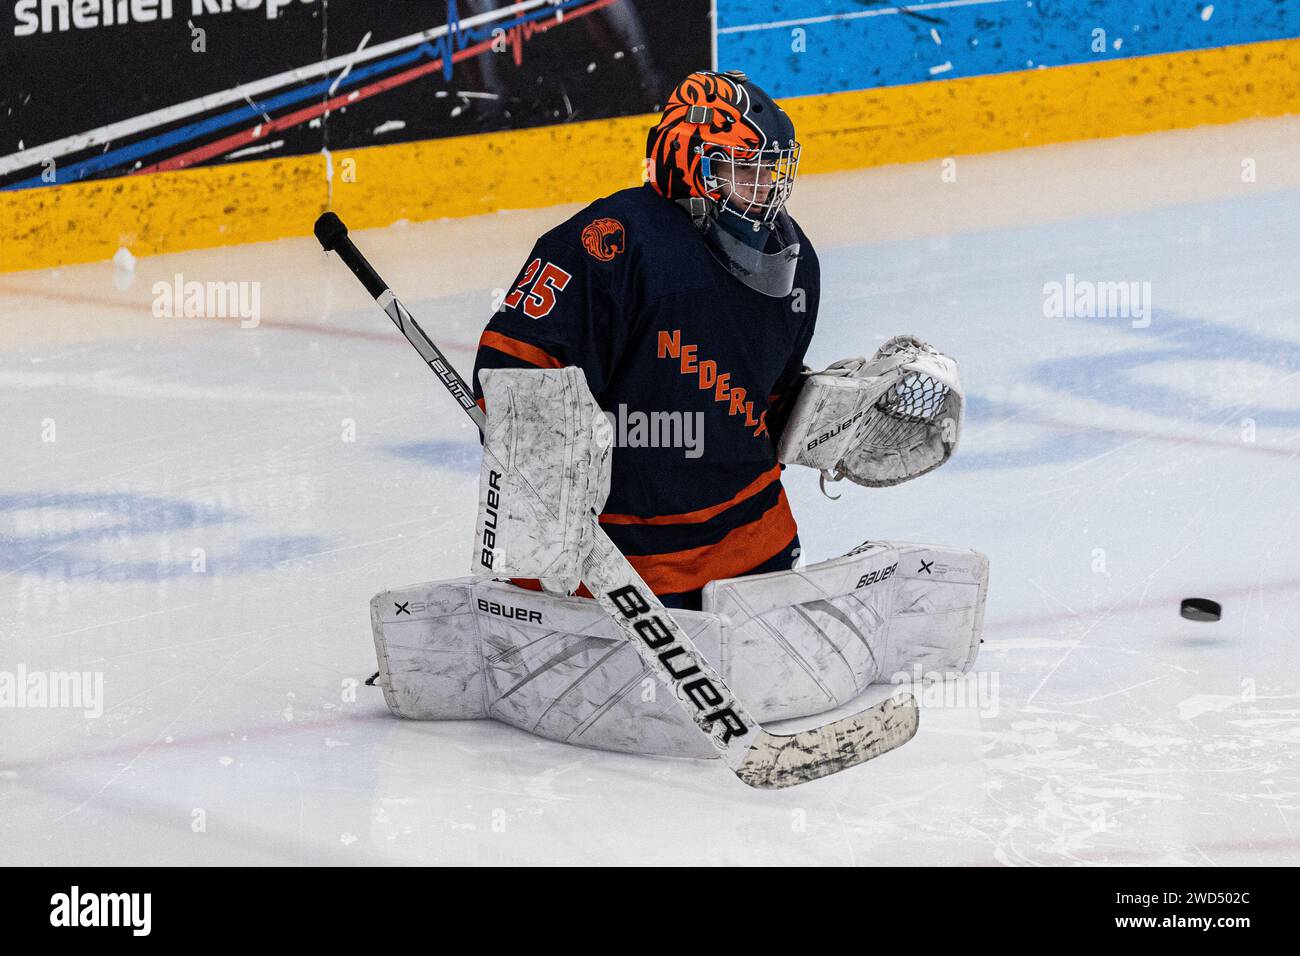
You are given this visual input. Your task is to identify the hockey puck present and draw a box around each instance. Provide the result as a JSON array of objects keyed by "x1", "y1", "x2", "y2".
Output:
[{"x1": 1180, "y1": 597, "x2": 1221, "y2": 622}]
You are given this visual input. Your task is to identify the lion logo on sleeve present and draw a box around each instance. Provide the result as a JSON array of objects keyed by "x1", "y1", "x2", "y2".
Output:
[{"x1": 581, "y1": 218, "x2": 626, "y2": 262}]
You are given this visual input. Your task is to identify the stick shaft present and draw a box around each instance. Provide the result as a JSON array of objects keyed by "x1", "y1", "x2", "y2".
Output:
[
  {"x1": 317, "y1": 214, "x2": 484, "y2": 431},
  {"x1": 375, "y1": 290, "x2": 486, "y2": 432}
]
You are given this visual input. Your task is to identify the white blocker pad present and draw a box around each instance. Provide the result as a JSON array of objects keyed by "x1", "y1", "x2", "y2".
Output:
[
  {"x1": 371, "y1": 543, "x2": 987, "y2": 758},
  {"x1": 473, "y1": 366, "x2": 613, "y2": 595}
]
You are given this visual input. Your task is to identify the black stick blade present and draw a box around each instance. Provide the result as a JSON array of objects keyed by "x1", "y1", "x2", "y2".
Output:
[{"x1": 314, "y1": 212, "x2": 348, "y2": 252}]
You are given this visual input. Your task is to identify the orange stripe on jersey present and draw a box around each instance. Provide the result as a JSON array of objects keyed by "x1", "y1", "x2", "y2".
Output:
[
  {"x1": 507, "y1": 490, "x2": 794, "y2": 600},
  {"x1": 479, "y1": 331, "x2": 563, "y2": 369},
  {"x1": 599, "y1": 464, "x2": 782, "y2": 526},
  {"x1": 625, "y1": 489, "x2": 797, "y2": 596}
]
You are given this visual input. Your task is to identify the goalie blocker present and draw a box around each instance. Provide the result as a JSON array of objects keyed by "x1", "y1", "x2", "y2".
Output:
[{"x1": 370, "y1": 540, "x2": 988, "y2": 758}]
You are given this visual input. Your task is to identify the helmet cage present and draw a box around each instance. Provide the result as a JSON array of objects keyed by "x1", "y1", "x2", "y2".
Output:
[{"x1": 699, "y1": 140, "x2": 801, "y2": 225}]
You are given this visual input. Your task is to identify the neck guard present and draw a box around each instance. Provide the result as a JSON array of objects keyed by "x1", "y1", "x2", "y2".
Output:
[{"x1": 678, "y1": 198, "x2": 801, "y2": 298}]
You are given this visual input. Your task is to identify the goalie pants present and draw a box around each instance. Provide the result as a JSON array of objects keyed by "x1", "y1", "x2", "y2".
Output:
[{"x1": 662, "y1": 533, "x2": 802, "y2": 610}]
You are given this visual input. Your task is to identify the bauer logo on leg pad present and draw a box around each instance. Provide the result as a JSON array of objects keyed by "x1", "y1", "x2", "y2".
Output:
[
  {"x1": 476, "y1": 598, "x2": 542, "y2": 624},
  {"x1": 856, "y1": 562, "x2": 898, "y2": 590}
]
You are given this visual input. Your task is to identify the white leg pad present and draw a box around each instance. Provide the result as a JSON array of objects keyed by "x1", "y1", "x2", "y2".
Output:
[
  {"x1": 371, "y1": 542, "x2": 987, "y2": 757},
  {"x1": 371, "y1": 578, "x2": 721, "y2": 757},
  {"x1": 702, "y1": 541, "x2": 988, "y2": 720}
]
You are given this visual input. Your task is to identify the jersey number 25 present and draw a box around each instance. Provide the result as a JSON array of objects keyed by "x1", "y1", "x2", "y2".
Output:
[{"x1": 503, "y1": 258, "x2": 572, "y2": 319}]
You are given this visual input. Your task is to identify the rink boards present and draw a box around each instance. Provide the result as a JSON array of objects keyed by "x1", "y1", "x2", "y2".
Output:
[{"x1": 3, "y1": 2, "x2": 1300, "y2": 272}]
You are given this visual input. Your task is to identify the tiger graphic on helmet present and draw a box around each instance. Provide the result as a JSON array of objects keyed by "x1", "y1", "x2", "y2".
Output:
[{"x1": 645, "y1": 70, "x2": 799, "y2": 225}]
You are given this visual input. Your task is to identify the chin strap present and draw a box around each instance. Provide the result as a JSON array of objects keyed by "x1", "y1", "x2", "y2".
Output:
[{"x1": 678, "y1": 196, "x2": 710, "y2": 229}]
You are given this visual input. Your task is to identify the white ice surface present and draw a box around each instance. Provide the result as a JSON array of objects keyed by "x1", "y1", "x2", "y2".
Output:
[{"x1": 2, "y1": 118, "x2": 1299, "y2": 866}]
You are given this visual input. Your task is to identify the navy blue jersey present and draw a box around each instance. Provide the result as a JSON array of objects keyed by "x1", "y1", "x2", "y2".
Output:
[{"x1": 473, "y1": 184, "x2": 818, "y2": 602}]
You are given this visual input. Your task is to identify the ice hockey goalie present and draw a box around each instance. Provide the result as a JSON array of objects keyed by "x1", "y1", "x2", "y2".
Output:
[{"x1": 367, "y1": 70, "x2": 988, "y2": 760}]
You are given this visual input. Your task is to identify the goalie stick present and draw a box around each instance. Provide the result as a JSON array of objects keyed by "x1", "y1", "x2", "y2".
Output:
[{"x1": 313, "y1": 211, "x2": 919, "y2": 789}]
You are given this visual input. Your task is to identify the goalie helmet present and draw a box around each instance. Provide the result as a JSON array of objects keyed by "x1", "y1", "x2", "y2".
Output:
[
  {"x1": 645, "y1": 70, "x2": 803, "y2": 297},
  {"x1": 646, "y1": 70, "x2": 800, "y2": 226}
]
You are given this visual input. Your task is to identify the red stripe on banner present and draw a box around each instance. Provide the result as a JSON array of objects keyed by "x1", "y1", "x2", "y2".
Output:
[{"x1": 135, "y1": 0, "x2": 619, "y2": 176}]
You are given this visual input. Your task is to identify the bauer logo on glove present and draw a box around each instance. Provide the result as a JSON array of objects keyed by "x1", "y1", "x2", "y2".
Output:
[{"x1": 777, "y1": 335, "x2": 964, "y2": 488}]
